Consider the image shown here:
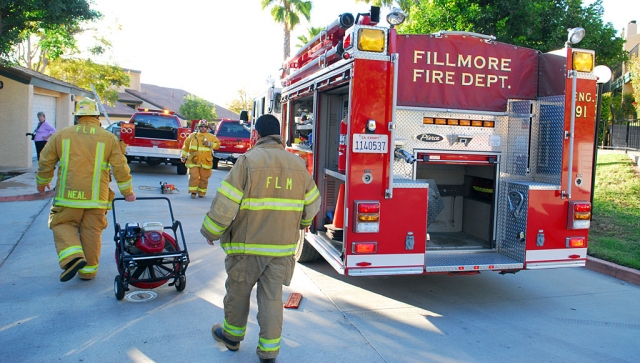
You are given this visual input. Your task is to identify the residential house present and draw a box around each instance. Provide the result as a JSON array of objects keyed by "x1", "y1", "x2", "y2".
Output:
[
  {"x1": 611, "y1": 20, "x2": 639, "y2": 95},
  {"x1": 0, "y1": 65, "x2": 93, "y2": 169}
]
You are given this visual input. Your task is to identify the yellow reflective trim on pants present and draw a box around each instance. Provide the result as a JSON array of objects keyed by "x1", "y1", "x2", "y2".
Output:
[
  {"x1": 79, "y1": 264, "x2": 98, "y2": 274},
  {"x1": 58, "y1": 246, "x2": 83, "y2": 262},
  {"x1": 258, "y1": 336, "x2": 281, "y2": 352},
  {"x1": 223, "y1": 318, "x2": 246, "y2": 337}
]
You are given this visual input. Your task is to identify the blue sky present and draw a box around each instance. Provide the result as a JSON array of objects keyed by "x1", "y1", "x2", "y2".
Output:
[{"x1": 80, "y1": 0, "x2": 638, "y2": 107}]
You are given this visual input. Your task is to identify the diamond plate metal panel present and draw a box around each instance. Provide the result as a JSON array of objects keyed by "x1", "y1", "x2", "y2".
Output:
[
  {"x1": 496, "y1": 182, "x2": 529, "y2": 262},
  {"x1": 394, "y1": 109, "x2": 503, "y2": 178},
  {"x1": 532, "y1": 96, "x2": 564, "y2": 184},
  {"x1": 425, "y1": 251, "x2": 523, "y2": 272}
]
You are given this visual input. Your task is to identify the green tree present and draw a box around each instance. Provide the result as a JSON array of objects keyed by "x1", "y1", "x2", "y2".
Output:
[
  {"x1": 261, "y1": 0, "x2": 312, "y2": 59},
  {"x1": 296, "y1": 26, "x2": 323, "y2": 48},
  {"x1": 46, "y1": 58, "x2": 129, "y2": 105},
  {"x1": 226, "y1": 89, "x2": 253, "y2": 116},
  {"x1": 0, "y1": 0, "x2": 99, "y2": 63},
  {"x1": 609, "y1": 92, "x2": 637, "y2": 121},
  {"x1": 356, "y1": 0, "x2": 415, "y2": 15},
  {"x1": 629, "y1": 56, "x2": 640, "y2": 117},
  {"x1": 398, "y1": 0, "x2": 625, "y2": 69},
  {"x1": 179, "y1": 95, "x2": 218, "y2": 123}
]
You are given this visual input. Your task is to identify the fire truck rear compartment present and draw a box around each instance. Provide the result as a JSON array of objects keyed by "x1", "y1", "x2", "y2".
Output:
[{"x1": 417, "y1": 163, "x2": 495, "y2": 250}]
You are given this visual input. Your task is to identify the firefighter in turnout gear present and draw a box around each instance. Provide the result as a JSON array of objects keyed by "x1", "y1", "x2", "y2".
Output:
[
  {"x1": 201, "y1": 114, "x2": 320, "y2": 363},
  {"x1": 36, "y1": 98, "x2": 136, "y2": 282},
  {"x1": 181, "y1": 119, "x2": 220, "y2": 198}
]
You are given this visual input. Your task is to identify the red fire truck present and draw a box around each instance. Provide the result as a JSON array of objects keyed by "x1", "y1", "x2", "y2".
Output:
[
  {"x1": 261, "y1": 7, "x2": 597, "y2": 276},
  {"x1": 118, "y1": 108, "x2": 191, "y2": 175}
]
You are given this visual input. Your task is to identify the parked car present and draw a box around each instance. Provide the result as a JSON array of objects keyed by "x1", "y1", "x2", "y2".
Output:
[
  {"x1": 104, "y1": 121, "x2": 123, "y2": 137},
  {"x1": 213, "y1": 119, "x2": 251, "y2": 169}
]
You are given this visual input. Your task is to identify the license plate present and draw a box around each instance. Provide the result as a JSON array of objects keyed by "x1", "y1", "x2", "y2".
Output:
[{"x1": 352, "y1": 134, "x2": 389, "y2": 153}]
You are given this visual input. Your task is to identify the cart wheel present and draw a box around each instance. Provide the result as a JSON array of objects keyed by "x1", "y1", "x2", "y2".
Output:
[
  {"x1": 175, "y1": 275, "x2": 186, "y2": 292},
  {"x1": 114, "y1": 275, "x2": 125, "y2": 300},
  {"x1": 125, "y1": 232, "x2": 179, "y2": 289}
]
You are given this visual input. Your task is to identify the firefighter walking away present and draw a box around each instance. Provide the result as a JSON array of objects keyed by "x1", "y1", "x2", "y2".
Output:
[
  {"x1": 201, "y1": 114, "x2": 321, "y2": 363},
  {"x1": 181, "y1": 119, "x2": 220, "y2": 198},
  {"x1": 36, "y1": 98, "x2": 136, "y2": 282}
]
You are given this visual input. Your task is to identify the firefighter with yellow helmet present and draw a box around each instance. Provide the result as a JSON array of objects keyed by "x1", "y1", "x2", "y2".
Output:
[
  {"x1": 36, "y1": 97, "x2": 136, "y2": 282},
  {"x1": 181, "y1": 119, "x2": 220, "y2": 198}
]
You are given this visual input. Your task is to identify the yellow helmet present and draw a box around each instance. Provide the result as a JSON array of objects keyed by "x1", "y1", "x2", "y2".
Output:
[
  {"x1": 198, "y1": 119, "x2": 208, "y2": 127},
  {"x1": 75, "y1": 98, "x2": 100, "y2": 116}
]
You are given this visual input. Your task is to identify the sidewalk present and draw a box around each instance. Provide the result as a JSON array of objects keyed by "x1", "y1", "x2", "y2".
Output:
[
  {"x1": 0, "y1": 157, "x2": 638, "y2": 286},
  {"x1": 0, "y1": 161, "x2": 54, "y2": 201}
]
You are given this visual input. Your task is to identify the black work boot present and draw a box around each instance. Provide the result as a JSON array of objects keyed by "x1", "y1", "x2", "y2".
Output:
[
  {"x1": 60, "y1": 258, "x2": 87, "y2": 282},
  {"x1": 211, "y1": 323, "x2": 239, "y2": 351},
  {"x1": 259, "y1": 358, "x2": 276, "y2": 363}
]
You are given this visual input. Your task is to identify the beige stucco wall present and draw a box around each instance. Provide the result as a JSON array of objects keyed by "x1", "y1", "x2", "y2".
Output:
[
  {"x1": 0, "y1": 77, "x2": 33, "y2": 168},
  {"x1": 0, "y1": 76, "x2": 78, "y2": 169}
]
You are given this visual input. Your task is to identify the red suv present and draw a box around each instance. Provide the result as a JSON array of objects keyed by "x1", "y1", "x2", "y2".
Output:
[{"x1": 213, "y1": 119, "x2": 251, "y2": 169}]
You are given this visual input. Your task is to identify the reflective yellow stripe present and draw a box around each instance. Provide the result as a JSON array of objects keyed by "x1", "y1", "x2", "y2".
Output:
[
  {"x1": 223, "y1": 318, "x2": 246, "y2": 337},
  {"x1": 221, "y1": 242, "x2": 297, "y2": 256},
  {"x1": 197, "y1": 187, "x2": 207, "y2": 193},
  {"x1": 197, "y1": 146, "x2": 211, "y2": 151},
  {"x1": 53, "y1": 198, "x2": 111, "y2": 208},
  {"x1": 218, "y1": 181, "x2": 243, "y2": 204},
  {"x1": 301, "y1": 218, "x2": 313, "y2": 226},
  {"x1": 58, "y1": 246, "x2": 83, "y2": 262},
  {"x1": 473, "y1": 186, "x2": 493, "y2": 193},
  {"x1": 240, "y1": 197, "x2": 304, "y2": 211},
  {"x1": 305, "y1": 186, "x2": 320, "y2": 205},
  {"x1": 203, "y1": 215, "x2": 226, "y2": 234},
  {"x1": 258, "y1": 337, "x2": 281, "y2": 352},
  {"x1": 79, "y1": 264, "x2": 98, "y2": 274},
  {"x1": 92, "y1": 143, "x2": 105, "y2": 202},
  {"x1": 118, "y1": 178, "x2": 132, "y2": 191},
  {"x1": 36, "y1": 175, "x2": 52, "y2": 185},
  {"x1": 58, "y1": 139, "x2": 71, "y2": 200}
]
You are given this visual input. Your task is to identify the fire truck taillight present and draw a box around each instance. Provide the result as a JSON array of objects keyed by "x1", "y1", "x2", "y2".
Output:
[
  {"x1": 567, "y1": 201, "x2": 591, "y2": 230},
  {"x1": 352, "y1": 242, "x2": 377, "y2": 254},
  {"x1": 572, "y1": 51, "x2": 594, "y2": 72},
  {"x1": 357, "y1": 29, "x2": 385, "y2": 52},
  {"x1": 354, "y1": 201, "x2": 380, "y2": 233},
  {"x1": 566, "y1": 237, "x2": 586, "y2": 248},
  {"x1": 344, "y1": 33, "x2": 353, "y2": 50}
]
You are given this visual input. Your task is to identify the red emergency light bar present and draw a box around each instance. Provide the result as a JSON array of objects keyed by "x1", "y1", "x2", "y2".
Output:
[{"x1": 137, "y1": 108, "x2": 175, "y2": 115}]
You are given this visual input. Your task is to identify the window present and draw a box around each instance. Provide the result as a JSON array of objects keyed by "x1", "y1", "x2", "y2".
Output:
[{"x1": 133, "y1": 115, "x2": 180, "y2": 130}]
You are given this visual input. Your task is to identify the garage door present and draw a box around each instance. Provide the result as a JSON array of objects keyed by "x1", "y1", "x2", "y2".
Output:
[{"x1": 32, "y1": 94, "x2": 57, "y2": 159}]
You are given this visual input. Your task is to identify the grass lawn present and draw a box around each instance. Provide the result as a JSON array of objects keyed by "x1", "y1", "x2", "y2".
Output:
[{"x1": 589, "y1": 153, "x2": 640, "y2": 270}]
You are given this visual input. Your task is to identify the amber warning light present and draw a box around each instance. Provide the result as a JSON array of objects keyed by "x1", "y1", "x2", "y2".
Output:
[
  {"x1": 354, "y1": 201, "x2": 380, "y2": 233},
  {"x1": 567, "y1": 201, "x2": 591, "y2": 229}
]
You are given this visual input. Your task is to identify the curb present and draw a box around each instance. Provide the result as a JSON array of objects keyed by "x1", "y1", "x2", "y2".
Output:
[
  {"x1": 585, "y1": 256, "x2": 640, "y2": 286},
  {"x1": 0, "y1": 190, "x2": 54, "y2": 202}
]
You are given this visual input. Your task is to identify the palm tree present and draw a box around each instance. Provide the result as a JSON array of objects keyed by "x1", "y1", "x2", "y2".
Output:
[
  {"x1": 261, "y1": 0, "x2": 312, "y2": 60},
  {"x1": 296, "y1": 26, "x2": 324, "y2": 49}
]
